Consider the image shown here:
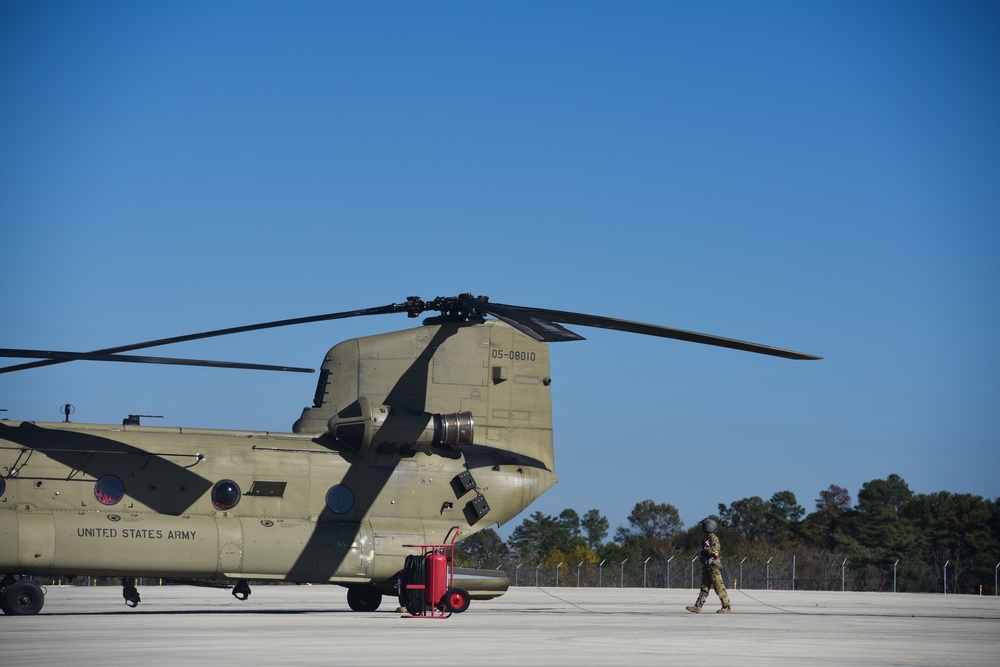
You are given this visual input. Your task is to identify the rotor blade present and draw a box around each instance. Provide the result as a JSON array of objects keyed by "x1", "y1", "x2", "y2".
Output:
[
  {"x1": 0, "y1": 349, "x2": 314, "y2": 373},
  {"x1": 462, "y1": 299, "x2": 586, "y2": 342},
  {"x1": 0, "y1": 295, "x2": 820, "y2": 377},
  {"x1": 0, "y1": 302, "x2": 408, "y2": 375},
  {"x1": 482, "y1": 301, "x2": 822, "y2": 360}
]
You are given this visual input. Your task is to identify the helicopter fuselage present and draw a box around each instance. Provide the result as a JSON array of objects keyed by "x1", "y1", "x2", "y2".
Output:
[
  {"x1": 1, "y1": 321, "x2": 558, "y2": 604},
  {"x1": 0, "y1": 420, "x2": 554, "y2": 583}
]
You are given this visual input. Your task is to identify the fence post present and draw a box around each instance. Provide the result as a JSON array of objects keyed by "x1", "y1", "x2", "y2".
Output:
[
  {"x1": 577, "y1": 560, "x2": 584, "y2": 588},
  {"x1": 841, "y1": 558, "x2": 847, "y2": 592},
  {"x1": 599, "y1": 559, "x2": 606, "y2": 587},
  {"x1": 555, "y1": 562, "x2": 563, "y2": 587},
  {"x1": 620, "y1": 559, "x2": 628, "y2": 588},
  {"x1": 516, "y1": 564, "x2": 521, "y2": 587},
  {"x1": 995, "y1": 561, "x2": 998, "y2": 596},
  {"x1": 643, "y1": 556, "x2": 651, "y2": 588},
  {"x1": 943, "y1": 561, "x2": 949, "y2": 594},
  {"x1": 766, "y1": 556, "x2": 773, "y2": 590},
  {"x1": 792, "y1": 554, "x2": 796, "y2": 591},
  {"x1": 893, "y1": 559, "x2": 899, "y2": 593},
  {"x1": 666, "y1": 555, "x2": 675, "y2": 589},
  {"x1": 739, "y1": 557, "x2": 747, "y2": 590},
  {"x1": 535, "y1": 563, "x2": 541, "y2": 587},
  {"x1": 691, "y1": 555, "x2": 698, "y2": 588}
]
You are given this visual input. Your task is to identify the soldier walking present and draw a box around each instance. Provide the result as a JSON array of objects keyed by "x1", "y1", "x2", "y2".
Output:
[{"x1": 686, "y1": 518, "x2": 732, "y2": 613}]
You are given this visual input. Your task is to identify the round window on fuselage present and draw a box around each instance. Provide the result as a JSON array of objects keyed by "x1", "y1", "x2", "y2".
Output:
[
  {"x1": 94, "y1": 475, "x2": 125, "y2": 505},
  {"x1": 212, "y1": 480, "x2": 242, "y2": 510}
]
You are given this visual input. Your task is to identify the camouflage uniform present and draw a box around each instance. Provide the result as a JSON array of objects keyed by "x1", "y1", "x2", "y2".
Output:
[{"x1": 688, "y1": 532, "x2": 731, "y2": 612}]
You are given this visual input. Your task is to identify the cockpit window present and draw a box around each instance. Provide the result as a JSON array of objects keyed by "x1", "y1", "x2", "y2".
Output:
[{"x1": 94, "y1": 475, "x2": 125, "y2": 505}]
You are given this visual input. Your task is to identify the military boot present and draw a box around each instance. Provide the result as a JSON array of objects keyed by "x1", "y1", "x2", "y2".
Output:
[
  {"x1": 717, "y1": 606, "x2": 732, "y2": 614},
  {"x1": 685, "y1": 604, "x2": 703, "y2": 613}
]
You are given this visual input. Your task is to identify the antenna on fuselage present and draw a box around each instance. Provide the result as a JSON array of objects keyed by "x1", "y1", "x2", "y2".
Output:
[{"x1": 123, "y1": 414, "x2": 164, "y2": 426}]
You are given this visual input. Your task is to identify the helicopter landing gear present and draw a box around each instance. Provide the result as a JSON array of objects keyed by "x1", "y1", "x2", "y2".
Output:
[
  {"x1": 232, "y1": 580, "x2": 252, "y2": 600},
  {"x1": 346, "y1": 585, "x2": 383, "y2": 612},
  {"x1": 1, "y1": 577, "x2": 45, "y2": 616},
  {"x1": 121, "y1": 577, "x2": 141, "y2": 608}
]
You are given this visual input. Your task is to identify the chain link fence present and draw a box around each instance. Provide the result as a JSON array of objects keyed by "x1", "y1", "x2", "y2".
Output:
[{"x1": 501, "y1": 551, "x2": 997, "y2": 594}]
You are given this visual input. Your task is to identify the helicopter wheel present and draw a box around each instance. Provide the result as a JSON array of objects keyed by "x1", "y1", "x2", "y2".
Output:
[
  {"x1": 346, "y1": 585, "x2": 383, "y2": 612},
  {"x1": 232, "y1": 580, "x2": 252, "y2": 600},
  {"x1": 121, "y1": 577, "x2": 141, "y2": 608},
  {"x1": 398, "y1": 555, "x2": 426, "y2": 615},
  {"x1": 442, "y1": 586, "x2": 470, "y2": 614},
  {"x1": 1, "y1": 579, "x2": 45, "y2": 616}
]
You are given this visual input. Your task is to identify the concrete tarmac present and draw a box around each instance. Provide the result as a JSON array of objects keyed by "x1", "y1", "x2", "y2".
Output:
[{"x1": 2, "y1": 584, "x2": 998, "y2": 666}]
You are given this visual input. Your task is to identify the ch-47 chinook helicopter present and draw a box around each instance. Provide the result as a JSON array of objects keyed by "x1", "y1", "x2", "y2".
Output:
[{"x1": 0, "y1": 294, "x2": 820, "y2": 616}]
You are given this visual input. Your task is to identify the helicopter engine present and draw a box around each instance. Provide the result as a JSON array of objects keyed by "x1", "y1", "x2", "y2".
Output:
[{"x1": 327, "y1": 396, "x2": 474, "y2": 455}]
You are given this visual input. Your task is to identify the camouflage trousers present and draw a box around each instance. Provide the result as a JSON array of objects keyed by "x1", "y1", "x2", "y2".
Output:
[{"x1": 696, "y1": 565, "x2": 731, "y2": 608}]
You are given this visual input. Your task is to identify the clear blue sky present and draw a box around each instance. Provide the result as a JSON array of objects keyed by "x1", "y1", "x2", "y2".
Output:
[{"x1": 2, "y1": 1, "x2": 998, "y2": 539}]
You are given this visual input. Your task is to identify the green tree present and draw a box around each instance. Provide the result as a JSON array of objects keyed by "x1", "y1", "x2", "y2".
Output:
[
  {"x1": 614, "y1": 499, "x2": 683, "y2": 558},
  {"x1": 718, "y1": 491, "x2": 803, "y2": 545},
  {"x1": 856, "y1": 474, "x2": 912, "y2": 513},
  {"x1": 718, "y1": 496, "x2": 768, "y2": 541},
  {"x1": 849, "y1": 475, "x2": 918, "y2": 564},
  {"x1": 558, "y1": 509, "x2": 582, "y2": 541},
  {"x1": 507, "y1": 509, "x2": 587, "y2": 562},
  {"x1": 802, "y1": 484, "x2": 852, "y2": 549},
  {"x1": 455, "y1": 528, "x2": 510, "y2": 568},
  {"x1": 903, "y1": 491, "x2": 998, "y2": 594},
  {"x1": 765, "y1": 490, "x2": 805, "y2": 542},
  {"x1": 597, "y1": 540, "x2": 642, "y2": 568},
  {"x1": 616, "y1": 500, "x2": 683, "y2": 541},
  {"x1": 581, "y1": 509, "x2": 609, "y2": 549},
  {"x1": 508, "y1": 511, "x2": 558, "y2": 561}
]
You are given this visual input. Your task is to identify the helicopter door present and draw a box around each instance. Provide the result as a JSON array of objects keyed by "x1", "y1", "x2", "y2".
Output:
[
  {"x1": 216, "y1": 516, "x2": 244, "y2": 576},
  {"x1": 312, "y1": 520, "x2": 372, "y2": 581},
  {"x1": 16, "y1": 512, "x2": 55, "y2": 571}
]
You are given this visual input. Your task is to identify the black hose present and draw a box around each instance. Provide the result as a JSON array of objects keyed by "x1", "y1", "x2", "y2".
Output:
[{"x1": 398, "y1": 555, "x2": 427, "y2": 615}]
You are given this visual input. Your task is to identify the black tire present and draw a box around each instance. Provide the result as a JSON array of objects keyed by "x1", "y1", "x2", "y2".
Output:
[
  {"x1": 346, "y1": 585, "x2": 382, "y2": 612},
  {"x1": 443, "y1": 586, "x2": 470, "y2": 613},
  {"x1": 1, "y1": 580, "x2": 44, "y2": 616}
]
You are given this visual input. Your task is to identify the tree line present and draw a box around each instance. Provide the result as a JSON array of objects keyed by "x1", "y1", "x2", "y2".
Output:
[{"x1": 455, "y1": 474, "x2": 1000, "y2": 594}]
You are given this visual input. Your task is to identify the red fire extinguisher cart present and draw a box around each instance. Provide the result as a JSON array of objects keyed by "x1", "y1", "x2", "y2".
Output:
[{"x1": 400, "y1": 526, "x2": 470, "y2": 618}]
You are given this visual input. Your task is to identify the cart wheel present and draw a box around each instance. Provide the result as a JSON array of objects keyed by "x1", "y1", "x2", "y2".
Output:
[{"x1": 443, "y1": 586, "x2": 470, "y2": 613}]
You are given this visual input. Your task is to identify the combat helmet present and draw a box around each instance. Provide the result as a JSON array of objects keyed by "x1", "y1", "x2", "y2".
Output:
[{"x1": 700, "y1": 517, "x2": 718, "y2": 533}]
